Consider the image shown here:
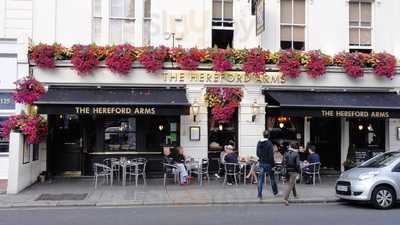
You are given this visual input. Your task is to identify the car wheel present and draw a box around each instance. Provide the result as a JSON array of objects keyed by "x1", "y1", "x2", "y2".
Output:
[{"x1": 371, "y1": 186, "x2": 396, "y2": 209}]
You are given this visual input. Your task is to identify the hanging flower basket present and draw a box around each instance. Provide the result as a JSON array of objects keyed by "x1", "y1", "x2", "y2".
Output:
[
  {"x1": 211, "y1": 49, "x2": 233, "y2": 72},
  {"x1": 105, "y1": 44, "x2": 136, "y2": 75},
  {"x1": 241, "y1": 48, "x2": 268, "y2": 75},
  {"x1": 13, "y1": 76, "x2": 45, "y2": 105},
  {"x1": 371, "y1": 53, "x2": 397, "y2": 79},
  {"x1": 1, "y1": 115, "x2": 48, "y2": 144},
  {"x1": 304, "y1": 50, "x2": 331, "y2": 78},
  {"x1": 204, "y1": 87, "x2": 243, "y2": 124},
  {"x1": 278, "y1": 49, "x2": 302, "y2": 79},
  {"x1": 29, "y1": 44, "x2": 56, "y2": 69},
  {"x1": 138, "y1": 46, "x2": 169, "y2": 73},
  {"x1": 71, "y1": 44, "x2": 100, "y2": 75}
]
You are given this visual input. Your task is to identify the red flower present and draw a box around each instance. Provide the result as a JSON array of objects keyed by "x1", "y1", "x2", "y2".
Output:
[
  {"x1": 212, "y1": 50, "x2": 233, "y2": 72},
  {"x1": 105, "y1": 44, "x2": 135, "y2": 75},
  {"x1": 1, "y1": 115, "x2": 48, "y2": 144},
  {"x1": 13, "y1": 76, "x2": 45, "y2": 104},
  {"x1": 71, "y1": 44, "x2": 100, "y2": 75},
  {"x1": 138, "y1": 46, "x2": 169, "y2": 73},
  {"x1": 30, "y1": 44, "x2": 55, "y2": 69},
  {"x1": 305, "y1": 51, "x2": 327, "y2": 78},
  {"x1": 278, "y1": 50, "x2": 301, "y2": 78},
  {"x1": 206, "y1": 87, "x2": 243, "y2": 123},
  {"x1": 372, "y1": 53, "x2": 397, "y2": 79},
  {"x1": 242, "y1": 49, "x2": 266, "y2": 75},
  {"x1": 336, "y1": 52, "x2": 365, "y2": 78}
]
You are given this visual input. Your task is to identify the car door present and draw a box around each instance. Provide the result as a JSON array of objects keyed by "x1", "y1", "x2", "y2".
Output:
[{"x1": 392, "y1": 161, "x2": 400, "y2": 200}]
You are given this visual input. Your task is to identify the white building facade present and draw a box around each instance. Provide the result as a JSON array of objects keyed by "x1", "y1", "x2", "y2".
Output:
[{"x1": 2, "y1": 0, "x2": 400, "y2": 193}]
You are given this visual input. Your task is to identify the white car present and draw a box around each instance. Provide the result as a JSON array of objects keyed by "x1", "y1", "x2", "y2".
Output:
[{"x1": 336, "y1": 151, "x2": 400, "y2": 209}]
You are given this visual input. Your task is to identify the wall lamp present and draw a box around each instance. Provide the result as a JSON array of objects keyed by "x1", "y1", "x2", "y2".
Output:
[
  {"x1": 191, "y1": 100, "x2": 200, "y2": 122},
  {"x1": 250, "y1": 100, "x2": 260, "y2": 122}
]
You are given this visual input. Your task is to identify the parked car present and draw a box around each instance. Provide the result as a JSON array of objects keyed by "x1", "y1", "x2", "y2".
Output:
[{"x1": 336, "y1": 151, "x2": 400, "y2": 209}]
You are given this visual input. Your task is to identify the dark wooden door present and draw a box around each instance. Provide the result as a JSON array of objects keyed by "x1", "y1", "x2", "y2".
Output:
[{"x1": 310, "y1": 118, "x2": 341, "y2": 171}]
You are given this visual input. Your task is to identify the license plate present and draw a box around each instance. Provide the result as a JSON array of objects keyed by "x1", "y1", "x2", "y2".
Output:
[{"x1": 337, "y1": 185, "x2": 348, "y2": 192}]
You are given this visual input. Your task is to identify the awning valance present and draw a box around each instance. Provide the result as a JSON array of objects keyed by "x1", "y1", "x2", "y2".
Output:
[
  {"x1": 35, "y1": 87, "x2": 190, "y2": 116},
  {"x1": 264, "y1": 91, "x2": 400, "y2": 118}
]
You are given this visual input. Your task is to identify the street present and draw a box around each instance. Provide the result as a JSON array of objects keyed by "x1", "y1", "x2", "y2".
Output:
[{"x1": 0, "y1": 203, "x2": 398, "y2": 225}]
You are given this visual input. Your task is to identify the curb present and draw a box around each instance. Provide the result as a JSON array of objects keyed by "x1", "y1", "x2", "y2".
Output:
[{"x1": 0, "y1": 198, "x2": 340, "y2": 209}]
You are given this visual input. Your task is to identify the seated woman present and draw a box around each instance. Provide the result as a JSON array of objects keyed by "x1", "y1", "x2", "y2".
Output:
[
  {"x1": 174, "y1": 146, "x2": 189, "y2": 185},
  {"x1": 246, "y1": 156, "x2": 259, "y2": 184}
]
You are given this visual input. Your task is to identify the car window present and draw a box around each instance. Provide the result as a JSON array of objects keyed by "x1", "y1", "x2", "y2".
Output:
[
  {"x1": 359, "y1": 152, "x2": 400, "y2": 168},
  {"x1": 393, "y1": 162, "x2": 400, "y2": 172}
]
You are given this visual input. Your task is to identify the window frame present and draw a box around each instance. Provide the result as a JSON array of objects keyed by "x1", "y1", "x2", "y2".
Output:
[
  {"x1": 280, "y1": 0, "x2": 306, "y2": 50},
  {"x1": 143, "y1": 0, "x2": 151, "y2": 46},
  {"x1": 212, "y1": 0, "x2": 234, "y2": 30},
  {"x1": 349, "y1": 0, "x2": 373, "y2": 51},
  {"x1": 92, "y1": 0, "x2": 103, "y2": 43},
  {"x1": 104, "y1": 118, "x2": 137, "y2": 152}
]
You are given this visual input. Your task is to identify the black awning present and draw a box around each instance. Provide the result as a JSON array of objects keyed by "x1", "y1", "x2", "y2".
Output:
[
  {"x1": 264, "y1": 91, "x2": 400, "y2": 118},
  {"x1": 35, "y1": 87, "x2": 190, "y2": 116}
]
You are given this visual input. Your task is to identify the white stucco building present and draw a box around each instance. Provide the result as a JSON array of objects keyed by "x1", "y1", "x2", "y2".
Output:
[{"x1": 1, "y1": 0, "x2": 400, "y2": 193}]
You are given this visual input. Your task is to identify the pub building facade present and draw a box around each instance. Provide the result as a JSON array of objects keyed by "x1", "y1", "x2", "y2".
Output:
[{"x1": 23, "y1": 64, "x2": 399, "y2": 180}]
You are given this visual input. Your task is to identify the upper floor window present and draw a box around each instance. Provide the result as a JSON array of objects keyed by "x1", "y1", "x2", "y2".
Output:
[
  {"x1": 110, "y1": 0, "x2": 135, "y2": 44},
  {"x1": 349, "y1": 0, "x2": 372, "y2": 52},
  {"x1": 92, "y1": 0, "x2": 102, "y2": 43},
  {"x1": 143, "y1": 0, "x2": 151, "y2": 46},
  {"x1": 212, "y1": 0, "x2": 233, "y2": 28},
  {"x1": 92, "y1": 0, "x2": 150, "y2": 45},
  {"x1": 280, "y1": 0, "x2": 305, "y2": 50},
  {"x1": 212, "y1": 0, "x2": 233, "y2": 49}
]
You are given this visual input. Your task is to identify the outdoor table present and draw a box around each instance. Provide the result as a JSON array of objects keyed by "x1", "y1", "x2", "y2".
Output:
[{"x1": 111, "y1": 159, "x2": 140, "y2": 186}]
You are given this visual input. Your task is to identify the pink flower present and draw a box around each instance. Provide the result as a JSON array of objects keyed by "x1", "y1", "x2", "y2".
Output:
[
  {"x1": 278, "y1": 50, "x2": 301, "y2": 78},
  {"x1": 212, "y1": 51, "x2": 233, "y2": 72},
  {"x1": 13, "y1": 76, "x2": 45, "y2": 104},
  {"x1": 71, "y1": 45, "x2": 100, "y2": 75},
  {"x1": 105, "y1": 44, "x2": 135, "y2": 75},
  {"x1": 305, "y1": 51, "x2": 327, "y2": 78},
  {"x1": 242, "y1": 49, "x2": 266, "y2": 75},
  {"x1": 176, "y1": 54, "x2": 199, "y2": 70},
  {"x1": 30, "y1": 44, "x2": 55, "y2": 69},
  {"x1": 372, "y1": 53, "x2": 397, "y2": 79},
  {"x1": 138, "y1": 46, "x2": 169, "y2": 73},
  {"x1": 1, "y1": 115, "x2": 48, "y2": 144}
]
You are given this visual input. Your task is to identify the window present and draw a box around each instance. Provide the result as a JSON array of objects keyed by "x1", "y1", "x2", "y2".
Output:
[
  {"x1": 349, "y1": 119, "x2": 385, "y2": 150},
  {"x1": 109, "y1": 0, "x2": 135, "y2": 44},
  {"x1": 280, "y1": 0, "x2": 305, "y2": 50},
  {"x1": 349, "y1": 0, "x2": 372, "y2": 52},
  {"x1": 212, "y1": 0, "x2": 233, "y2": 48},
  {"x1": 92, "y1": 0, "x2": 102, "y2": 43},
  {"x1": 143, "y1": 0, "x2": 151, "y2": 46},
  {"x1": 393, "y1": 163, "x2": 400, "y2": 172},
  {"x1": 104, "y1": 118, "x2": 137, "y2": 151},
  {"x1": 0, "y1": 117, "x2": 9, "y2": 153}
]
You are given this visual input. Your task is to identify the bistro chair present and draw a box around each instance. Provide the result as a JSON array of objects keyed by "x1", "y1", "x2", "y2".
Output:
[
  {"x1": 162, "y1": 162, "x2": 178, "y2": 187},
  {"x1": 301, "y1": 162, "x2": 322, "y2": 186},
  {"x1": 104, "y1": 158, "x2": 120, "y2": 183},
  {"x1": 190, "y1": 158, "x2": 210, "y2": 185},
  {"x1": 223, "y1": 162, "x2": 240, "y2": 186},
  {"x1": 93, "y1": 163, "x2": 112, "y2": 189},
  {"x1": 127, "y1": 158, "x2": 147, "y2": 186}
]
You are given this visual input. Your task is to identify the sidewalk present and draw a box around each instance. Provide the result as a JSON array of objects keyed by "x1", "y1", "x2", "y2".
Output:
[{"x1": 0, "y1": 176, "x2": 339, "y2": 208}]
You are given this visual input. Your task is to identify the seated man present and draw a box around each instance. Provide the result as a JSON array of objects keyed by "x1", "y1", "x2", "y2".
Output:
[
  {"x1": 215, "y1": 145, "x2": 229, "y2": 178},
  {"x1": 224, "y1": 145, "x2": 238, "y2": 185},
  {"x1": 302, "y1": 145, "x2": 320, "y2": 184},
  {"x1": 174, "y1": 146, "x2": 189, "y2": 185}
]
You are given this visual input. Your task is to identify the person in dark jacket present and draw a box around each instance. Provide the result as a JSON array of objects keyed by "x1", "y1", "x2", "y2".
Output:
[
  {"x1": 283, "y1": 144, "x2": 300, "y2": 205},
  {"x1": 256, "y1": 130, "x2": 278, "y2": 199}
]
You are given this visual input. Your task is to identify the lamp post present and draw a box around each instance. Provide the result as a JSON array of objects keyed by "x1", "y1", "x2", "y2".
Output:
[{"x1": 191, "y1": 100, "x2": 200, "y2": 122}]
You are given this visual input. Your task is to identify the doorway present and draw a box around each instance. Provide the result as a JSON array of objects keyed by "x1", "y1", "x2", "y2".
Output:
[
  {"x1": 310, "y1": 118, "x2": 341, "y2": 171},
  {"x1": 48, "y1": 115, "x2": 83, "y2": 176}
]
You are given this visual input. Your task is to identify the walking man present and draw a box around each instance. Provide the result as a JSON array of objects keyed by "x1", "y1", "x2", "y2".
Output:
[
  {"x1": 283, "y1": 144, "x2": 300, "y2": 205},
  {"x1": 256, "y1": 130, "x2": 278, "y2": 199}
]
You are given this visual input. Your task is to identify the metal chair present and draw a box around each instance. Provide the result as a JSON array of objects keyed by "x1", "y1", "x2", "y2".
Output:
[
  {"x1": 93, "y1": 163, "x2": 112, "y2": 189},
  {"x1": 191, "y1": 158, "x2": 210, "y2": 185},
  {"x1": 127, "y1": 158, "x2": 147, "y2": 186},
  {"x1": 103, "y1": 158, "x2": 120, "y2": 183},
  {"x1": 162, "y1": 163, "x2": 178, "y2": 187},
  {"x1": 301, "y1": 162, "x2": 322, "y2": 185},
  {"x1": 223, "y1": 163, "x2": 240, "y2": 186}
]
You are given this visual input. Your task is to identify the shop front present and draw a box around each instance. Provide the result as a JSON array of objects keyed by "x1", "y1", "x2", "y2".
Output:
[
  {"x1": 264, "y1": 90, "x2": 400, "y2": 171},
  {"x1": 34, "y1": 86, "x2": 190, "y2": 176}
]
